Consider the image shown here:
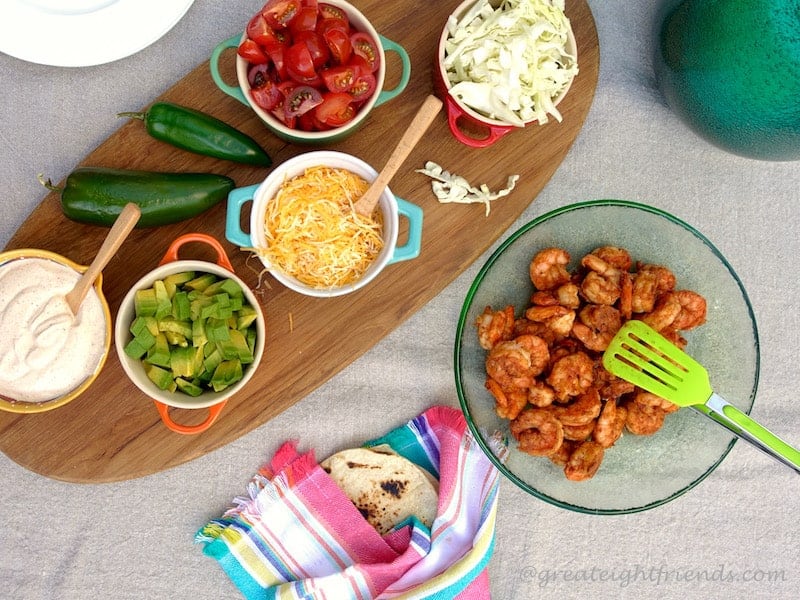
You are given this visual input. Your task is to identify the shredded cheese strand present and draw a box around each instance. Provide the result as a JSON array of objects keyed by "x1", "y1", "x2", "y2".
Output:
[{"x1": 262, "y1": 166, "x2": 384, "y2": 289}]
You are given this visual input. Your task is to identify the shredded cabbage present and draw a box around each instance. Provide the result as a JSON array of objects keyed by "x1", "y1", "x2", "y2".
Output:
[
  {"x1": 444, "y1": 0, "x2": 578, "y2": 127},
  {"x1": 416, "y1": 161, "x2": 519, "y2": 216}
]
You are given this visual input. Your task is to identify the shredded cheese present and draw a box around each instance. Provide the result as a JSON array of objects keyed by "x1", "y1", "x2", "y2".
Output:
[{"x1": 261, "y1": 166, "x2": 384, "y2": 289}]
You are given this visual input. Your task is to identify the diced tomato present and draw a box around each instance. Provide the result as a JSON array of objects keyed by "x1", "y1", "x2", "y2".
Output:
[
  {"x1": 251, "y1": 78, "x2": 284, "y2": 110},
  {"x1": 319, "y1": 3, "x2": 349, "y2": 27},
  {"x1": 289, "y1": 5, "x2": 318, "y2": 34},
  {"x1": 262, "y1": 0, "x2": 300, "y2": 29},
  {"x1": 264, "y1": 43, "x2": 288, "y2": 80},
  {"x1": 294, "y1": 30, "x2": 330, "y2": 69},
  {"x1": 350, "y1": 32, "x2": 379, "y2": 72},
  {"x1": 285, "y1": 41, "x2": 320, "y2": 84},
  {"x1": 246, "y1": 13, "x2": 281, "y2": 47},
  {"x1": 284, "y1": 85, "x2": 324, "y2": 118},
  {"x1": 315, "y1": 91, "x2": 356, "y2": 126},
  {"x1": 321, "y1": 64, "x2": 356, "y2": 93},
  {"x1": 321, "y1": 23, "x2": 352, "y2": 64},
  {"x1": 349, "y1": 69, "x2": 376, "y2": 103},
  {"x1": 238, "y1": 38, "x2": 269, "y2": 64}
]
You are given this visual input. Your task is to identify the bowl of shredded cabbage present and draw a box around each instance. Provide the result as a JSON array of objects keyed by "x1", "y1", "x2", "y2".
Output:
[
  {"x1": 436, "y1": 0, "x2": 579, "y2": 148},
  {"x1": 225, "y1": 151, "x2": 423, "y2": 297}
]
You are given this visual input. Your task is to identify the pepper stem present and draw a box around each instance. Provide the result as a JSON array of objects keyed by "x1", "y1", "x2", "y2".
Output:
[
  {"x1": 37, "y1": 173, "x2": 63, "y2": 192},
  {"x1": 116, "y1": 111, "x2": 146, "y2": 121}
]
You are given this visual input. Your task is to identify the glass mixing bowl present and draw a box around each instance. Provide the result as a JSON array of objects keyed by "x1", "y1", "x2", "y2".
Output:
[{"x1": 454, "y1": 199, "x2": 759, "y2": 514}]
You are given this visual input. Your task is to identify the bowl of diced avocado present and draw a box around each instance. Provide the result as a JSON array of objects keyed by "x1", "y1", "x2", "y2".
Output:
[{"x1": 114, "y1": 233, "x2": 265, "y2": 435}]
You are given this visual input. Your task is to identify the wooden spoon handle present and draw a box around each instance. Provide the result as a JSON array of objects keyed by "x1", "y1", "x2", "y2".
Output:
[
  {"x1": 355, "y1": 95, "x2": 443, "y2": 217},
  {"x1": 65, "y1": 203, "x2": 141, "y2": 314}
]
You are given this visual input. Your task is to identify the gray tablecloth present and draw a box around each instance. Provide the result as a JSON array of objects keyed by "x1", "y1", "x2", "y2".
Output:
[{"x1": 2, "y1": 1, "x2": 798, "y2": 598}]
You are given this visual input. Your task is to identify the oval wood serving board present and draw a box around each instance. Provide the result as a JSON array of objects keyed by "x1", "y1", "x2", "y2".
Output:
[{"x1": 0, "y1": 0, "x2": 598, "y2": 482}]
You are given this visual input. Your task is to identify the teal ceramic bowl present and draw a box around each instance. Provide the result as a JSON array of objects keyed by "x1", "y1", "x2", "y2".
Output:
[
  {"x1": 210, "y1": 0, "x2": 411, "y2": 145},
  {"x1": 454, "y1": 200, "x2": 760, "y2": 514}
]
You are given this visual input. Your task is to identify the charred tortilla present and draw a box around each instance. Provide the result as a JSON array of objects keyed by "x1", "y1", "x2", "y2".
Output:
[{"x1": 320, "y1": 446, "x2": 439, "y2": 535}]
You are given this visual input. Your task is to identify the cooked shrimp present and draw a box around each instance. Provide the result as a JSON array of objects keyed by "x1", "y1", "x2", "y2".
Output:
[
  {"x1": 475, "y1": 305, "x2": 515, "y2": 350},
  {"x1": 593, "y1": 400, "x2": 627, "y2": 448},
  {"x1": 530, "y1": 290, "x2": 559, "y2": 306},
  {"x1": 624, "y1": 400, "x2": 667, "y2": 435},
  {"x1": 556, "y1": 282, "x2": 581, "y2": 309},
  {"x1": 671, "y1": 290, "x2": 707, "y2": 330},
  {"x1": 633, "y1": 391, "x2": 680, "y2": 414},
  {"x1": 510, "y1": 408, "x2": 564, "y2": 456},
  {"x1": 485, "y1": 335, "x2": 549, "y2": 389},
  {"x1": 571, "y1": 304, "x2": 622, "y2": 352},
  {"x1": 580, "y1": 271, "x2": 620, "y2": 306},
  {"x1": 564, "y1": 440, "x2": 605, "y2": 481},
  {"x1": 530, "y1": 248, "x2": 571, "y2": 291},
  {"x1": 562, "y1": 420, "x2": 596, "y2": 442},
  {"x1": 547, "y1": 351, "x2": 595, "y2": 400},
  {"x1": 528, "y1": 380, "x2": 556, "y2": 408},
  {"x1": 591, "y1": 246, "x2": 632, "y2": 271},
  {"x1": 485, "y1": 378, "x2": 529, "y2": 420},
  {"x1": 525, "y1": 305, "x2": 575, "y2": 338},
  {"x1": 637, "y1": 263, "x2": 676, "y2": 295},
  {"x1": 548, "y1": 439, "x2": 578, "y2": 467},
  {"x1": 641, "y1": 292, "x2": 681, "y2": 332},
  {"x1": 513, "y1": 318, "x2": 550, "y2": 339},
  {"x1": 619, "y1": 272, "x2": 633, "y2": 320},
  {"x1": 553, "y1": 388, "x2": 602, "y2": 426}
]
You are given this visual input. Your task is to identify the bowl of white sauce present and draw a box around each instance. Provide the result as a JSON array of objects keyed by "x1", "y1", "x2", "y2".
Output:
[{"x1": 0, "y1": 249, "x2": 111, "y2": 413}]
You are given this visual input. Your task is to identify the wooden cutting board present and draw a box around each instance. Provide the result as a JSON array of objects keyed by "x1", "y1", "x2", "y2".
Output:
[{"x1": 0, "y1": 0, "x2": 598, "y2": 482}]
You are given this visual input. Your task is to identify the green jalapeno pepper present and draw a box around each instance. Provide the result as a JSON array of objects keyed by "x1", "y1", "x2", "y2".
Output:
[{"x1": 118, "y1": 102, "x2": 272, "y2": 167}]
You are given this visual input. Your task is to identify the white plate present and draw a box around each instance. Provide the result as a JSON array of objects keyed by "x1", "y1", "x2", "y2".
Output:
[{"x1": 0, "y1": 0, "x2": 196, "y2": 67}]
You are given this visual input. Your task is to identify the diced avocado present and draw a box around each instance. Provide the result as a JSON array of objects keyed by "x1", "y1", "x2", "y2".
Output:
[
  {"x1": 237, "y1": 305, "x2": 258, "y2": 330},
  {"x1": 164, "y1": 331, "x2": 189, "y2": 347},
  {"x1": 134, "y1": 288, "x2": 158, "y2": 317},
  {"x1": 172, "y1": 291, "x2": 191, "y2": 321},
  {"x1": 185, "y1": 273, "x2": 218, "y2": 292},
  {"x1": 192, "y1": 318, "x2": 208, "y2": 348},
  {"x1": 123, "y1": 336, "x2": 151, "y2": 359},
  {"x1": 170, "y1": 346, "x2": 203, "y2": 379},
  {"x1": 210, "y1": 359, "x2": 243, "y2": 392},
  {"x1": 163, "y1": 271, "x2": 195, "y2": 297},
  {"x1": 127, "y1": 271, "x2": 259, "y2": 396},
  {"x1": 157, "y1": 317, "x2": 193, "y2": 339},
  {"x1": 145, "y1": 333, "x2": 171, "y2": 368},
  {"x1": 206, "y1": 317, "x2": 231, "y2": 343},
  {"x1": 216, "y1": 328, "x2": 254, "y2": 363},
  {"x1": 175, "y1": 377, "x2": 204, "y2": 397},
  {"x1": 153, "y1": 280, "x2": 172, "y2": 319},
  {"x1": 203, "y1": 278, "x2": 243, "y2": 298},
  {"x1": 145, "y1": 364, "x2": 177, "y2": 391}
]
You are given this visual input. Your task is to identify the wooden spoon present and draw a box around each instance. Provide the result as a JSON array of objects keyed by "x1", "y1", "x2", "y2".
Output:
[
  {"x1": 65, "y1": 203, "x2": 141, "y2": 315},
  {"x1": 354, "y1": 95, "x2": 443, "y2": 218}
]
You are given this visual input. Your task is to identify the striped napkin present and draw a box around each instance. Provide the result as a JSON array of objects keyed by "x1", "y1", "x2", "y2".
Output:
[{"x1": 195, "y1": 405, "x2": 502, "y2": 599}]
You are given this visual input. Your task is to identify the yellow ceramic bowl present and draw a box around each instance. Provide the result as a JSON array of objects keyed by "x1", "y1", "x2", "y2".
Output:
[{"x1": 0, "y1": 249, "x2": 112, "y2": 414}]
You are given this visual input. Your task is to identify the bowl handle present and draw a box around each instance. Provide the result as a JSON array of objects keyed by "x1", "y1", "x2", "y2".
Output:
[
  {"x1": 443, "y1": 93, "x2": 514, "y2": 148},
  {"x1": 159, "y1": 233, "x2": 235, "y2": 272},
  {"x1": 154, "y1": 400, "x2": 227, "y2": 435},
  {"x1": 388, "y1": 198, "x2": 423, "y2": 264},
  {"x1": 225, "y1": 184, "x2": 260, "y2": 248},
  {"x1": 210, "y1": 34, "x2": 249, "y2": 106},
  {"x1": 374, "y1": 35, "x2": 411, "y2": 108}
]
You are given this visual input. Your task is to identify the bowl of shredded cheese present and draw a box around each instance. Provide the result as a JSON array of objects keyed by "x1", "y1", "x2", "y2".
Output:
[
  {"x1": 225, "y1": 150, "x2": 423, "y2": 297},
  {"x1": 435, "y1": 0, "x2": 579, "y2": 148}
]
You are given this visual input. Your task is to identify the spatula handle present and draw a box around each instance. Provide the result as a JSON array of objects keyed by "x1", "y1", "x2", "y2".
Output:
[{"x1": 702, "y1": 393, "x2": 800, "y2": 474}]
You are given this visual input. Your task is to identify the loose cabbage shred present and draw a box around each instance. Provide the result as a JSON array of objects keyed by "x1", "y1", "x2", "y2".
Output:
[
  {"x1": 444, "y1": 0, "x2": 578, "y2": 126},
  {"x1": 416, "y1": 161, "x2": 519, "y2": 216}
]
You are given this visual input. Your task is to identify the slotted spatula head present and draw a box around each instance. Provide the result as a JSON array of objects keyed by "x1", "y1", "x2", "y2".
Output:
[{"x1": 602, "y1": 320, "x2": 712, "y2": 407}]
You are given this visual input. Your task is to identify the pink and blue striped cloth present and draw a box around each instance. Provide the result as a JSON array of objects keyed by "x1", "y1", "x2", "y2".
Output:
[{"x1": 196, "y1": 405, "x2": 502, "y2": 599}]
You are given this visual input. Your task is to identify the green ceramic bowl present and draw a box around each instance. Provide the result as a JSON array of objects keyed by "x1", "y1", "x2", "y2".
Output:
[
  {"x1": 209, "y1": 0, "x2": 411, "y2": 145},
  {"x1": 454, "y1": 200, "x2": 760, "y2": 514}
]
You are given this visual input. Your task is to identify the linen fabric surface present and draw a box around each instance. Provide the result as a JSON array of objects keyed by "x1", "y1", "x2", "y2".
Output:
[{"x1": 196, "y1": 406, "x2": 501, "y2": 599}]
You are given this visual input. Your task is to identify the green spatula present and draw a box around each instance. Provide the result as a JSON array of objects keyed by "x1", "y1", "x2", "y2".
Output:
[{"x1": 603, "y1": 319, "x2": 800, "y2": 474}]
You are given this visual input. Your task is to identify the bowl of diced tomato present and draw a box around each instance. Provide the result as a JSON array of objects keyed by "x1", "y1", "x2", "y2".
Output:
[{"x1": 210, "y1": 0, "x2": 411, "y2": 144}]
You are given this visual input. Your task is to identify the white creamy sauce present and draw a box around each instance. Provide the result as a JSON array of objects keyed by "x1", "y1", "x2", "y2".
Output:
[{"x1": 0, "y1": 257, "x2": 107, "y2": 403}]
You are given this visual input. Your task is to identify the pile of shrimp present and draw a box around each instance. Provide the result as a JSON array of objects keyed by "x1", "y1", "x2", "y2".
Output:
[{"x1": 476, "y1": 246, "x2": 707, "y2": 481}]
